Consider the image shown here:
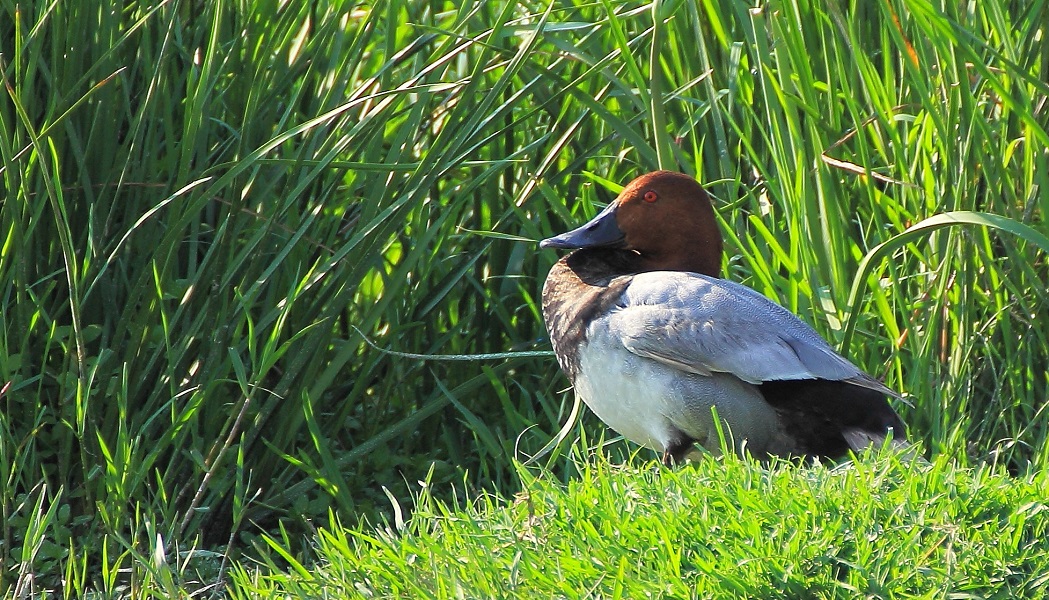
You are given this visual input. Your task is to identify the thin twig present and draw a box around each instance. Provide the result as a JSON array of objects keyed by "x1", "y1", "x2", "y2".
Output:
[{"x1": 351, "y1": 325, "x2": 553, "y2": 361}]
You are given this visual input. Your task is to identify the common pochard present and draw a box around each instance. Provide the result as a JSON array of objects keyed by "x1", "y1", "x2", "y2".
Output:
[{"x1": 540, "y1": 171, "x2": 905, "y2": 464}]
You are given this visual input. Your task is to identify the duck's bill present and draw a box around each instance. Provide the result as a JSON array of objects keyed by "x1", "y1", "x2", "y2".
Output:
[{"x1": 540, "y1": 201, "x2": 625, "y2": 249}]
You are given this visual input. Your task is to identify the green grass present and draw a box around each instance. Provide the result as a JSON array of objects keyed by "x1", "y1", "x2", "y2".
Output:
[
  {"x1": 230, "y1": 449, "x2": 1049, "y2": 598},
  {"x1": 0, "y1": 0, "x2": 1046, "y2": 595}
]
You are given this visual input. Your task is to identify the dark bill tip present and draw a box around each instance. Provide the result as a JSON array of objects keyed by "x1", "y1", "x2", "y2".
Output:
[{"x1": 539, "y1": 202, "x2": 625, "y2": 250}]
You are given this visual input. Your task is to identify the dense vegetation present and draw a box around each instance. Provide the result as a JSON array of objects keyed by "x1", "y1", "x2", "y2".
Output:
[
  {"x1": 1, "y1": 0, "x2": 1046, "y2": 595},
  {"x1": 233, "y1": 450, "x2": 1049, "y2": 598}
]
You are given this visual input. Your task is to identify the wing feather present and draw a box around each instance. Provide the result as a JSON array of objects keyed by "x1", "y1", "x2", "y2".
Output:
[{"x1": 607, "y1": 272, "x2": 896, "y2": 397}]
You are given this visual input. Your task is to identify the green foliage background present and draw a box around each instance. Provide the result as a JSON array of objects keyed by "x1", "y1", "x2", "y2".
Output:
[{"x1": 1, "y1": 0, "x2": 1046, "y2": 593}]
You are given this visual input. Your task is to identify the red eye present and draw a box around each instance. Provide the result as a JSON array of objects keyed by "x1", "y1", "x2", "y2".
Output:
[{"x1": 643, "y1": 190, "x2": 658, "y2": 203}]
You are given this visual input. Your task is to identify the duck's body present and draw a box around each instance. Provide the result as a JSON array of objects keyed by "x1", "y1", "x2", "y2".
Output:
[{"x1": 540, "y1": 171, "x2": 905, "y2": 463}]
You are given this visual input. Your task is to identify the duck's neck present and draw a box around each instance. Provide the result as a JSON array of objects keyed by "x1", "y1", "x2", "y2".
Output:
[
  {"x1": 562, "y1": 248, "x2": 648, "y2": 285},
  {"x1": 635, "y1": 251, "x2": 721, "y2": 277},
  {"x1": 567, "y1": 247, "x2": 721, "y2": 280}
]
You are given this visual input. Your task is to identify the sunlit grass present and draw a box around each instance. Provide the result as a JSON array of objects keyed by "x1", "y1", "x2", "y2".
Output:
[{"x1": 230, "y1": 449, "x2": 1049, "y2": 598}]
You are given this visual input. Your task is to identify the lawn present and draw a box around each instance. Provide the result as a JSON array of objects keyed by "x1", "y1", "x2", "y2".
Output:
[
  {"x1": 0, "y1": 0, "x2": 1046, "y2": 596},
  {"x1": 231, "y1": 449, "x2": 1049, "y2": 599}
]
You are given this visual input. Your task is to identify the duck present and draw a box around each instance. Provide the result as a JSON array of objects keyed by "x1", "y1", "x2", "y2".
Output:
[{"x1": 540, "y1": 170, "x2": 906, "y2": 464}]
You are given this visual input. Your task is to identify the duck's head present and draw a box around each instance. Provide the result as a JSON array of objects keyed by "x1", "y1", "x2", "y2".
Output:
[{"x1": 540, "y1": 170, "x2": 724, "y2": 276}]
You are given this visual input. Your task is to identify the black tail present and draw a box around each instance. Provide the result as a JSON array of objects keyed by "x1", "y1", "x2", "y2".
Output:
[{"x1": 759, "y1": 379, "x2": 906, "y2": 460}]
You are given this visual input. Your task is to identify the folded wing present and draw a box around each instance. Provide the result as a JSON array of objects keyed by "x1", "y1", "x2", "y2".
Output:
[{"x1": 609, "y1": 272, "x2": 895, "y2": 397}]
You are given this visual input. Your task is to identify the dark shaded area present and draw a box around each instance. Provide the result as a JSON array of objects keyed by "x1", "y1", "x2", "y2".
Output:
[{"x1": 760, "y1": 379, "x2": 906, "y2": 459}]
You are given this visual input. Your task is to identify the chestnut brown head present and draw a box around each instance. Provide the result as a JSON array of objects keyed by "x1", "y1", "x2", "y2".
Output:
[{"x1": 540, "y1": 171, "x2": 724, "y2": 276}]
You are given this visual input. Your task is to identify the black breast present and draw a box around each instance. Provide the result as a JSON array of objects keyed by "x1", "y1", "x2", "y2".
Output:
[{"x1": 541, "y1": 250, "x2": 639, "y2": 379}]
